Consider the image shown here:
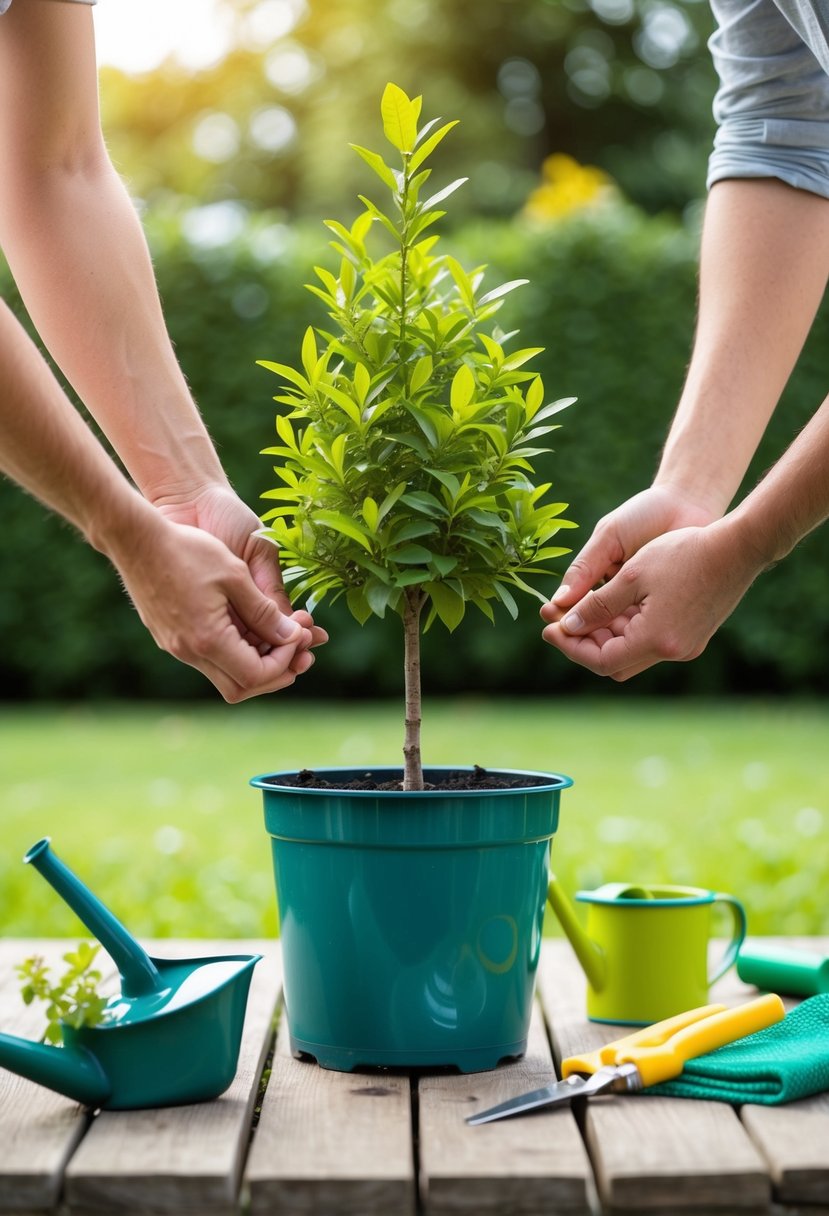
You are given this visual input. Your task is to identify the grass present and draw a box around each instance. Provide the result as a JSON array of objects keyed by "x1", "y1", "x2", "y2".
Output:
[{"x1": 1, "y1": 697, "x2": 827, "y2": 940}]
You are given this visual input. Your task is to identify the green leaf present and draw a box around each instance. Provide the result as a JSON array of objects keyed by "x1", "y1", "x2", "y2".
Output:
[
  {"x1": 317, "y1": 382, "x2": 363, "y2": 426},
  {"x1": 358, "y1": 195, "x2": 401, "y2": 243},
  {"x1": 469, "y1": 595, "x2": 496, "y2": 623},
  {"x1": 276, "y1": 414, "x2": 298, "y2": 449},
  {"x1": 366, "y1": 580, "x2": 394, "y2": 617},
  {"x1": 443, "y1": 255, "x2": 476, "y2": 309},
  {"x1": 427, "y1": 468, "x2": 461, "y2": 499},
  {"x1": 450, "y1": 363, "x2": 476, "y2": 413},
  {"x1": 408, "y1": 210, "x2": 446, "y2": 242},
  {"x1": 492, "y1": 581, "x2": 519, "y2": 619},
  {"x1": 509, "y1": 572, "x2": 549, "y2": 602},
  {"x1": 465, "y1": 507, "x2": 505, "y2": 529},
  {"x1": 349, "y1": 143, "x2": 398, "y2": 190},
  {"x1": 531, "y1": 396, "x2": 578, "y2": 425},
  {"x1": 386, "y1": 430, "x2": 431, "y2": 460},
  {"x1": 391, "y1": 519, "x2": 438, "y2": 542},
  {"x1": 394, "y1": 568, "x2": 432, "y2": 586},
  {"x1": 346, "y1": 587, "x2": 373, "y2": 624},
  {"x1": 353, "y1": 362, "x2": 371, "y2": 406},
  {"x1": 503, "y1": 347, "x2": 544, "y2": 371},
  {"x1": 426, "y1": 580, "x2": 465, "y2": 631},
  {"x1": 430, "y1": 553, "x2": 459, "y2": 576},
  {"x1": 421, "y1": 177, "x2": 468, "y2": 210},
  {"x1": 377, "y1": 481, "x2": 407, "y2": 522},
  {"x1": 340, "y1": 257, "x2": 356, "y2": 301},
  {"x1": 478, "y1": 279, "x2": 529, "y2": 307},
  {"x1": 408, "y1": 120, "x2": 459, "y2": 172},
  {"x1": 362, "y1": 496, "x2": 379, "y2": 531},
  {"x1": 257, "y1": 360, "x2": 312, "y2": 394},
  {"x1": 315, "y1": 510, "x2": 374, "y2": 552},
  {"x1": 261, "y1": 487, "x2": 302, "y2": 501},
  {"x1": 381, "y1": 82, "x2": 420, "y2": 153},
  {"x1": 404, "y1": 403, "x2": 438, "y2": 447},
  {"x1": 400, "y1": 491, "x2": 448, "y2": 516},
  {"x1": 301, "y1": 327, "x2": 318, "y2": 378},
  {"x1": 392, "y1": 543, "x2": 434, "y2": 564},
  {"x1": 409, "y1": 354, "x2": 433, "y2": 395}
]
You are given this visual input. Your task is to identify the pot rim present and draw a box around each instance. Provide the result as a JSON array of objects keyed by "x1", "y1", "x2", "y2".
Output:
[{"x1": 250, "y1": 765, "x2": 573, "y2": 798}]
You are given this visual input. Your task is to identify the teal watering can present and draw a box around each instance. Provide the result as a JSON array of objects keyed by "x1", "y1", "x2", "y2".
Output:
[{"x1": 0, "y1": 839, "x2": 260, "y2": 1109}]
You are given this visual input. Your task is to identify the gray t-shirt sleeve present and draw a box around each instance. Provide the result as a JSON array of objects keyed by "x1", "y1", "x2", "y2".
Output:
[
  {"x1": 1, "y1": 0, "x2": 97, "y2": 10},
  {"x1": 707, "y1": 0, "x2": 829, "y2": 199}
]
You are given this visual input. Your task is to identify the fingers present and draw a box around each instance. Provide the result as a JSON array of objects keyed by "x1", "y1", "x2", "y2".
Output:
[
  {"x1": 546, "y1": 525, "x2": 626, "y2": 611},
  {"x1": 245, "y1": 536, "x2": 329, "y2": 650},
  {"x1": 184, "y1": 617, "x2": 305, "y2": 703},
  {"x1": 229, "y1": 569, "x2": 313, "y2": 649},
  {"x1": 290, "y1": 607, "x2": 329, "y2": 649},
  {"x1": 554, "y1": 565, "x2": 642, "y2": 637}
]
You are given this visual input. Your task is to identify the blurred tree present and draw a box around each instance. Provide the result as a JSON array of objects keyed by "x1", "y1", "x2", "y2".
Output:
[{"x1": 99, "y1": 0, "x2": 716, "y2": 219}]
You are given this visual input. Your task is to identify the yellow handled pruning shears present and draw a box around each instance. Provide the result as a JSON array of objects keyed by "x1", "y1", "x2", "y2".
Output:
[{"x1": 467, "y1": 992, "x2": 785, "y2": 1125}]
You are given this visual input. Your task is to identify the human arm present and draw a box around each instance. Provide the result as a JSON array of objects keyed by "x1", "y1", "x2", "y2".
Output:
[
  {"x1": 0, "y1": 1, "x2": 326, "y2": 662},
  {"x1": 0, "y1": 298, "x2": 314, "y2": 701},
  {"x1": 544, "y1": 178, "x2": 829, "y2": 613},
  {"x1": 540, "y1": 178, "x2": 829, "y2": 676},
  {"x1": 540, "y1": 393, "x2": 829, "y2": 680}
]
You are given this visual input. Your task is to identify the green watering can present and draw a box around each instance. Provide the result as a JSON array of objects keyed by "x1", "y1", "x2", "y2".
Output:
[{"x1": 0, "y1": 839, "x2": 260, "y2": 1109}]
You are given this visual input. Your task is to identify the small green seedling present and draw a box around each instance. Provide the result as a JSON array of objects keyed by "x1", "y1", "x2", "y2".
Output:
[
  {"x1": 17, "y1": 942, "x2": 109, "y2": 1045},
  {"x1": 258, "y1": 83, "x2": 577, "y2": 790}
]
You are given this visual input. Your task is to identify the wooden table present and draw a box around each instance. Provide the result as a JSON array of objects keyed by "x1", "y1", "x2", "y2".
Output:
[{"x1": 1, "y1": 936, "x2": 827, "y2": 1215}]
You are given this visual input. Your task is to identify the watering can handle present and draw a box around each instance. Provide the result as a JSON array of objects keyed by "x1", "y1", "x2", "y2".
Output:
[
  {"x1": 24, "y1": 839, "x2": 162, "y2": 996},
  {"x1": 708, "y1": 893, "x2": 747, "y2": 985}
]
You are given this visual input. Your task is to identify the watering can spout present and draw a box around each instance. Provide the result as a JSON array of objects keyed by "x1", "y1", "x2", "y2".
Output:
[
  {"x1": 547, "y1": 875, "x2": 607, "y2": 991},
  {"x1": 0, "y1": 1032, "x2": 110, "y2": 1107},
  {"x1": 24, "y1": 838, "x2": 162, "y2": 997}
]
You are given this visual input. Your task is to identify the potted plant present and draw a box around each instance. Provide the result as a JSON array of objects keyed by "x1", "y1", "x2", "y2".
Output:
[{"x1": 250, "y1": 84, "x2": 577, "y2": 1073}]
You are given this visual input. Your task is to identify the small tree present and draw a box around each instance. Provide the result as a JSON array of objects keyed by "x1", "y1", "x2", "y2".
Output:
[{"x1": 259, "y1": 84, "x2": 577, "y2": 791}]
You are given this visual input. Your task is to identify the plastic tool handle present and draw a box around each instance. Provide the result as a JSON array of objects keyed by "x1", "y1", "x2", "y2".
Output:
[
  {"x1": 737, "y1": 943, "x2": 829, "y2": 997},
  {"x1": 25, "y1": 838, "x2": 163, "y2": 996},
  {"x1": 562, "y1": 1003, "x2": 728, "y2": 1078},
  {"x1": 617, "y1": 992, "x2": 786, "y2": 1087}
]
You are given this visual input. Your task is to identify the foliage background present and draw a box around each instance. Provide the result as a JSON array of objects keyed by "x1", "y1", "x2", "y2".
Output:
[{"x1": 1, "y1": 0, "x2": 828, "y2": 701}]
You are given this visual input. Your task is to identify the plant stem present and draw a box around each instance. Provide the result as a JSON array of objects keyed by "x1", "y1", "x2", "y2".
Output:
[{"x1": 402, "y1": 587, "x2": 424, "y2": 791}]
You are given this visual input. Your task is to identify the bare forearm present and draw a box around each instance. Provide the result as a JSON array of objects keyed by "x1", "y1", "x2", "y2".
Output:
[
  {"x1": 722, "y1": 394, "x2": 829, "y2": 567},
  {"x1": 0, "y1": 0, "x2": 226, "y2": 506},
  {"x1": 0, "y1": 299, "x2": 158, "y2": 556},
  {"x1": 0, "y1": 159, "x2": 227, "y2": 505},
  {"x1": 655, "y1": 179, "x2": 829, "y2": 516}
]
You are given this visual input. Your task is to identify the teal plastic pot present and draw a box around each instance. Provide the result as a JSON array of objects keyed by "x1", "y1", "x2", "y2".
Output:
[{"x1": 250, "y1": 767, "x2": 572, "y2": 1073}]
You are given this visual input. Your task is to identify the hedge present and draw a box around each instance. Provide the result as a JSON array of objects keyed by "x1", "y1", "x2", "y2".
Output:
[{"x1": 1, "y1": 200, "x2": 827, "y2": 700}]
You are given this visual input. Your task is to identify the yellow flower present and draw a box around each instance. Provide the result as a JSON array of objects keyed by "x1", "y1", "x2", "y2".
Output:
[{"x1": 523, "y1": 152, "x2": 615, "y2": 222}]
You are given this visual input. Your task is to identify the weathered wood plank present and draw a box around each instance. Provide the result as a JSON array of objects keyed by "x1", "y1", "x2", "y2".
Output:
[
  {"x1": 718, "y1": 937, "x2": 829, "y2": 1208},
  {"x1": 0, "y1": 939, "x2": 96, "y2": 1214},
  {"x1": 62, "y1": 940, "x2": 279, "y2": 1216},
  {"x1": 245, "y1": 1016, "x2": 415, "y2": 1215},
  {"x1": 538, "y1": 939, "x2": 771, "y2": 1212},
  {"x1": 742, "y1": 1095, "x2": 829, "y2": 1205},
  {"x1": 418, "y1": 1001, "x2": 593, "y2": 1215}
]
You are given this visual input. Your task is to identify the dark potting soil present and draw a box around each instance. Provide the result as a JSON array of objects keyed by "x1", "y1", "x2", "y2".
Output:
[{"x1": 266, "y1": 765, "x2": 553, "y2": 792}]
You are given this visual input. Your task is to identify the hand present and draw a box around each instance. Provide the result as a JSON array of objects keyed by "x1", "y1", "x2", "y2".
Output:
[
  {"x1": 156, "y1": 484, "x2": 329, "y2": 675},
  {"x1": 113, "y1": 504, "x2": 322, "y2": 702},
  {"x1": 541, "y1": 484, "x2": 718, "y2": 619},
  {"x1": 540, "y1": 520, "x2": 759, "y2": 680}
]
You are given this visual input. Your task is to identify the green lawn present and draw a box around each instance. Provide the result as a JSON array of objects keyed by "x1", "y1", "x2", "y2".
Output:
[{"x1": 1, "y1": 698, "x2": 826, "y2": 939}]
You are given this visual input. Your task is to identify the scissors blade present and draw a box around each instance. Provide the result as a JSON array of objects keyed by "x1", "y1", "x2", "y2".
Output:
[{"x1": 466, "y1": 1073, "x2": 604, "y2": 1125}]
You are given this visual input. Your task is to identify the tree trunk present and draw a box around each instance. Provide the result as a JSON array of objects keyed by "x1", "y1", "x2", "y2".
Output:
[{"x1": 402, "y1": 588, "x2": 425, "y2": 791}]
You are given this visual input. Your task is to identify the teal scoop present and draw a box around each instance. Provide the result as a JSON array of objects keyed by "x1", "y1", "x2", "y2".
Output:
[{"x1": 0, "y1": 839, "x2": 260, "y2": 1109}]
